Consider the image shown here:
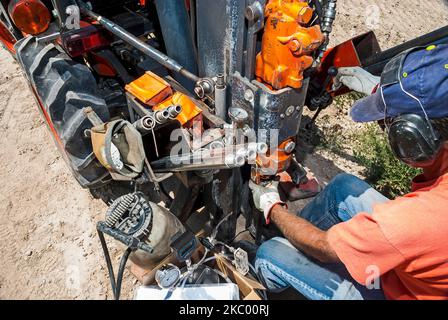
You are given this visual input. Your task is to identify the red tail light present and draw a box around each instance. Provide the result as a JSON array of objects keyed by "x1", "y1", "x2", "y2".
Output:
[
  {"x1": 8, "y1": 0, "x2": 51, "y2": 35},
  {"x1": 62, "y1": 25, "x2": 113, "y2": 58}
]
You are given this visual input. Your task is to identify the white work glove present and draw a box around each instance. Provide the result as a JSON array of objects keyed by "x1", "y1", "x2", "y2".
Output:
[
  {"x1": 333, "y1": 67, "x2": 380, "y2": 96},
  {"x1": 249, "y1": 181, "x2": 286, "y2": 224}
]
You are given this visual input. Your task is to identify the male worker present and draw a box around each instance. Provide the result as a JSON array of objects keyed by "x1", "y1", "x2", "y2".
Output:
[{"x1": 250, "y1": 44, "x2": 448, "y2": 300}]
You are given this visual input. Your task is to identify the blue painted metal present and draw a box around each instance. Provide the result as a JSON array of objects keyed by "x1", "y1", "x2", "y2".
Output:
[{"x1": 154, "y1": 0, "x2": 198, "y2": 91}]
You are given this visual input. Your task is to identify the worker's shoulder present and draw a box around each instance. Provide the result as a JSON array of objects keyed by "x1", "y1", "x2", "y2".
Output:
[
  {"x1": 374, "y1": 183, "x2": 448, "y2": 221},
  {"x1": 371, "y1": 184, "x2": 448, "y2": 254}
]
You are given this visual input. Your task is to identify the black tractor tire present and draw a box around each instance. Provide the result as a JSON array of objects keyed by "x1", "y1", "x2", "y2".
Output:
[{"x1": 15, "y1": 36, "x2": 112, "y2": 189}]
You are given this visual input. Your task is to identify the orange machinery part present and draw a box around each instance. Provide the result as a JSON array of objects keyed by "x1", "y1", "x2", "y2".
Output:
[
  {"x1": 125, "y1": 71, "x2": 202, "y2": 126},
  {"x1": 255, "y1": 0, "x2": 324, "y2": 90},
  {"x1": 0, "y1": 21, "x2": 16, "y2": 53},
  {"x1": 153, "y1": 92, "x2": 202, "y2": 126},
  {"x1": 125, "y1": 71, "x2": 173, "y2": 106},
  {"x1": 252, "y1": 139, "x2": 295, "y2": 183},
  {"x1": 8, "y1": 0, "x2": 51, "y2": 36}
]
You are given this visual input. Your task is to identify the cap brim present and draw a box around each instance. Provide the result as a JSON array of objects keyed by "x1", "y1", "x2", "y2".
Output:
[{"x1": 350, "y1": 91, "x2": 387, "y2": 123}]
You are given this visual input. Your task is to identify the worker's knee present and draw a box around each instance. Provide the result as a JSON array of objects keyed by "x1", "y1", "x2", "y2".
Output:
[
  {"x1": 256, "y1": 237, "x2": 302, "y2": 269},
  {"x1": 256, "y1": 237, "x2": 281, "y2": 263},
  {"x1": 330, "y1": 173, "x2": 362, "y2": 188},
  {"x1": 328, "y1": 173, "x2": 371, "y2": 198},
  {"x1": 255, "y1": 237, "x2": 296, "y2": 291}
]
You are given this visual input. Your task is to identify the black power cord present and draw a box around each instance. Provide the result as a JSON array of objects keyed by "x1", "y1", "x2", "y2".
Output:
[{"x1": 97, "y1": 229, "x2": 132, "y2": 300}]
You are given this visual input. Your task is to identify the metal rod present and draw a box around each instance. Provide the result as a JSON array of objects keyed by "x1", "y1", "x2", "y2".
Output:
[
  {"x1": 77, "y1": 1, "x2": 200, "y2": 83},
  {"x1": 150, "y1": 144, "x2": 257, "y2": 173},
  {"x1": 214, "y1": 74, "x2": 227, "y2": 120}
]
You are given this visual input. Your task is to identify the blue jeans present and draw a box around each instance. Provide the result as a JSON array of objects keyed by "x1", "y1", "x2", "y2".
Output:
[{"x1": 255, "y1": 173, "x2": 389, "y2": 300}]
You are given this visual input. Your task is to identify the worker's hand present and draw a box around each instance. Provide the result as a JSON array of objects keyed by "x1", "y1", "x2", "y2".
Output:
[
  {"x1": 249, "y1": 180, "x2": 285, "y2": 224},
  {"x1": 333, "y1": 67, "x2": 380, "y2": 96}
]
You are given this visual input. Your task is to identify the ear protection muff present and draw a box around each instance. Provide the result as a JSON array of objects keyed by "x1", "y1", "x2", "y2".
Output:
[{"x1": 388, "y1": 114, "x2": 443, "y2": 167}]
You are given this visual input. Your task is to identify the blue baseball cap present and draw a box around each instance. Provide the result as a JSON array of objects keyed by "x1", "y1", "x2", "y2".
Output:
[{"x1": 350, "y1": 44, "x2": 448, "y2": 123}]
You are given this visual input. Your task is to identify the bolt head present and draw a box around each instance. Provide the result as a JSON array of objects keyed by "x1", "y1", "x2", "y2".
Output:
[
  {"x1": 285, "y1": 141, "x2": 296, "y2": 154},
  {"x1": 288, "y1": 40, "x2": 301, "y2": 53},
  {"x1": 285, "y1": 106, "x2": 295, "y2": 117},
  {"x1": 244, "y1": 89, "x2": 255, "y2": 103}
]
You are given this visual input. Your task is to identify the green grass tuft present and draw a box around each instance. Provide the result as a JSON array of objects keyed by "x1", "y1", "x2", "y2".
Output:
[{"x1": 352, "y1": 124, "x2": 421, "y2": 198}]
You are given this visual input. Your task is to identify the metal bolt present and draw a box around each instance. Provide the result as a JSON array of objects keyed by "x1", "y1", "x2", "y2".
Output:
[
  {"x1": 280, "y1": 114, "x2": 286, "y2": 119},
  {"x1": 285, "y1": 106, "x2": 295, "y2": 117},
  {"x1": 284, "y1": 141, "x2": 296, "y2": 154},
  {"x1": 245, "y1": 2, "x2": 263, "y2": 21},
  {"x1": 288, "y1": 39, "x2": 301, "y2": 53},
  {"x1": 244, "y1": 89, "x2": 255, "y2": 103}
]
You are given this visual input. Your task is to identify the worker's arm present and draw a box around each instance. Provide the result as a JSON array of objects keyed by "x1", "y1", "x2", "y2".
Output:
[
  {"x1": 249, "y1": 181, "x2": 340, "y2": 264},
  {"x1": 270, "y1": 204, "x2": 340, "y2": 264}
]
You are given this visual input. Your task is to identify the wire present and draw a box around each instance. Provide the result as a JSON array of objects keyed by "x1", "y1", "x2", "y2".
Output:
[
  {"x1": 213, "y1": 269, "x2": 233, "y2": 284},
  {"x1": 97, "y1": 230, "x2": 117, "y2": 296},
  {"x1": 97, "y1": 229, "x2": 132, "y2": 300},
  {"x1": 230, "y1": 229, "x2": 250, "y2": 243},
  {"x1": 211, "y1": 211, "x2": 233, "y2": 239},
  {"x1": 115, "y1": 247, "x2": 132, "y2": 300}
]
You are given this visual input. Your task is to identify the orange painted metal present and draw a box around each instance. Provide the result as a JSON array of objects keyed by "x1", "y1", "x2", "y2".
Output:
[
  {"x1": 8, "y1": 0, "x2": 51, "y2": 36},
  {"x1": 252, "y1": 139, "x2": 295, "y2": 183},
  {"x1": 317, "y1": 31, "x2": 381, "y2": 96},
  {"x1": 0, "y1": 21, "x2": 16, "y2": 53},
  {"x1": 154, "y1": 92, "x2": 202, "y2": 126},
  {"x1": 255, "y1": 0, "x2": 324, "y2": 90},
  {"x1": 126, "y1": 72, "x2": 202, "y2": 126},
  {"x1": 125, "y1": 71, "x2": 173, "y2": 106}
]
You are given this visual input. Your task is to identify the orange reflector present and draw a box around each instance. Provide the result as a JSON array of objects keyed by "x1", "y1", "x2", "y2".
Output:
[{"x1": 8, "y1": 0, "x2": 51, "y2": 35}]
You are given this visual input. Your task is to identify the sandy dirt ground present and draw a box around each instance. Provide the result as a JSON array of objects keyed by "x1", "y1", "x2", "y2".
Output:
[{"x1": 0, "y1": 0, "x2": 447, "y2": 300}]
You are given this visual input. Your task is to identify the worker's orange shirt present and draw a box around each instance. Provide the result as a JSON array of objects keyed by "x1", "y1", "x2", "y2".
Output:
[{"x1": 328, "y1": 173, "x2": 448, "y2": 300}]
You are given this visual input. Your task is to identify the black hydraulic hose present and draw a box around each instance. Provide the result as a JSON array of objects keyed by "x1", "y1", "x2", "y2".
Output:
[
  {"x1": 115, "y1": 247, "x2": 132, "y2": 300},
  {"x1": 310, "y1": 0, "x2": 323, "y2": 24},
  {"x1": 97, "y1": 229, "x2": 117, "y2": 296}
]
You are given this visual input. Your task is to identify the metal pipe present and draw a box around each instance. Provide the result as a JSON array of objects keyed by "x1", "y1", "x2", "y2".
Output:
[
  {"x1": 134, "y1": 115, "x2": 156, "y2": 134},
  {"x1": 77, "y1": 1, "x2": 200, "y2": 83},
  {"x1": 151, "y1": 144, "x2": 250, "y2": 173},
  {"x1": 134, "y1": 105, "x2": 182, "y2": 134},
  {"x1": 154, "y1": 109, "x2": 171, "y2": 123},
  {"x1": 214, "y1": 74, "x2": 227, "y2": 120},
  {"x1": 167, "y1": 105, "x2": 183, "y2": 119},
  {"x1": 244, "y1": 2, "x2": 265, "y2": 80}
]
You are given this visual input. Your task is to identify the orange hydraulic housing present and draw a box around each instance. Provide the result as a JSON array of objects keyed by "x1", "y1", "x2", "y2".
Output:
[
  {"x1": 252, "y1": 139, "x2": 295, "y2": 183},
  {"x1": 255, "y1": 0, "x2": 324, "y2": 90},
  {"x1": 125, "y1": 72, "x2": 202, "y2": 126}
]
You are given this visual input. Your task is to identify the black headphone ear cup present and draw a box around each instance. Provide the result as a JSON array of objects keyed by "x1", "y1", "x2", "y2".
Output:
[{"x1": 388, "y1": 114, "x2": 443, "y2": 167}]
